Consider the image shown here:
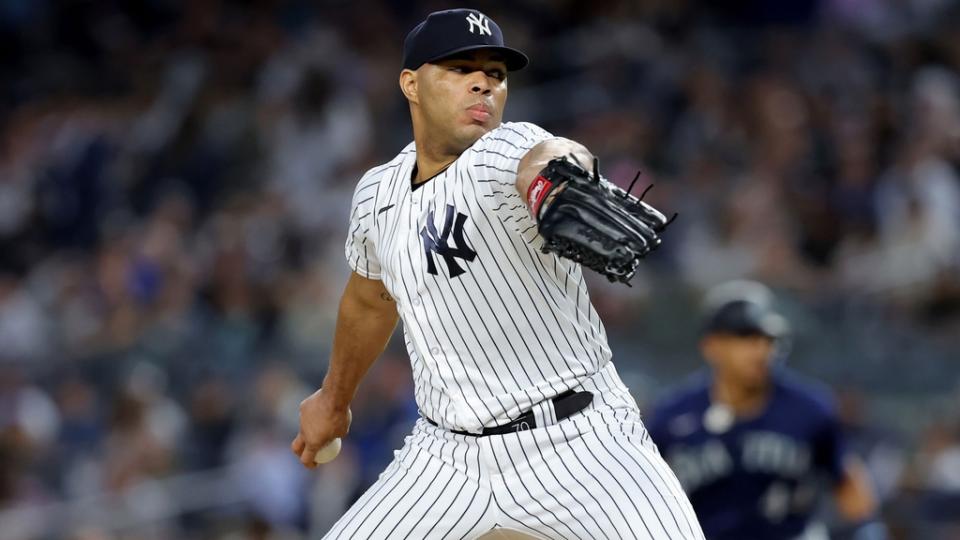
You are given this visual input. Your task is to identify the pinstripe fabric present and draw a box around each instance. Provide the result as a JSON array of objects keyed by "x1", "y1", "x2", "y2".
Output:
[
  {"x1": 334, "y1": 121, "x2": 703, "y2": 538},
  {"x1": 343, "y1": 122, "x2": 611, "y2": 434},
  {"x1": 322, "y1": 364, "x2": 705, "y2": 539}
]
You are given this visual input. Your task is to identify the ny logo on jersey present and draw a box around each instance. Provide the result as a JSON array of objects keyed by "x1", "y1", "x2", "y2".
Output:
[
  {"x1": 420, "y1": 204, "x2": 477, "y2": 277},
  {"x1": 465, "y1": 12, "x2": 492, "y2": 36}
]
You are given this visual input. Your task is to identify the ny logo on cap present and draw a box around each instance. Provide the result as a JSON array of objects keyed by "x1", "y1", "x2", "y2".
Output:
[{"x1": 465, "y1": 12, "x2": 492, "y2": 36}]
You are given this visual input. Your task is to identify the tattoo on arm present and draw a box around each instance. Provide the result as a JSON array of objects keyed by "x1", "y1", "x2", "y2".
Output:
[{"x1": 380, "y1": 292, "x2": 394, "y2": 302}]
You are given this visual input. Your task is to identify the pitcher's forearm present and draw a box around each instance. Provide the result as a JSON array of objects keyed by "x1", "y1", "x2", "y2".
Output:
[
  {"x1": 321, "y1": 288, "x2": 399, "y2": 411},
  {"x1": 516, "y1": 137, "x2": 594, "y2": 199}
]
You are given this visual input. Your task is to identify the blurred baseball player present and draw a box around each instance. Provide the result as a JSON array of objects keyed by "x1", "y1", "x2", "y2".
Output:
[
  {"x1": 292, "y1": 8, "x2": 704, "y2": 540},
  {"x1": 646, "y1": 281, "x2": 884, "y2": 540}
]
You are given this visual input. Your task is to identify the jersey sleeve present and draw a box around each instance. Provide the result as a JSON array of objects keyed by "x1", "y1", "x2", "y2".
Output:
[
  {"x1": 812, "y1": 394, "x2": 848, "y2": 484},
  {"x1": 470, "y1": 122, "x2": 554, "y2": 235},
  {"x1": 343, "y1": 177, "x2": 382, "y2": 280}
]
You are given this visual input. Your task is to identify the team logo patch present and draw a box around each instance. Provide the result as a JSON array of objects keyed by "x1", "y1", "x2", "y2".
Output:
[
  {"x1": 465, "y1": 12, "x2": 492, "y2": 36},
  {"x1": 420, "y1": 204, "x2": 477, "y2": 277}
]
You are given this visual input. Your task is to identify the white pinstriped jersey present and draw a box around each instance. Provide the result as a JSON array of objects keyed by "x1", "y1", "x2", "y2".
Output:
[{"x1": 344, "y1": 122, "x2": 613, "y2": 433}]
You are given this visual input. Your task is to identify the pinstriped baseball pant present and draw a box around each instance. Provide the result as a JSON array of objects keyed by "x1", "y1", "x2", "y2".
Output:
[{"x1": 322, "y1": 364, "x2": 705, "y2": 539}]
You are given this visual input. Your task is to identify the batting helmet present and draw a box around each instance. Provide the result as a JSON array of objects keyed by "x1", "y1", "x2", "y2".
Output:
[{"x1": 699, "y1": 280, "x2": 789, "y2": 339}]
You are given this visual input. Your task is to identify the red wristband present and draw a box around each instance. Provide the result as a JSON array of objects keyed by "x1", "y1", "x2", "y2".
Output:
[{"x1": 527, "y1": 175, "x2": 553, "y2": 220}]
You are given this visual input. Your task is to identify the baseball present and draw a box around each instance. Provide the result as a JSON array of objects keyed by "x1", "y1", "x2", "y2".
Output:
[
  {"x1": 314, "y1": 408, "x2": 351, "y2": 464},
  {"x1": 314, "y1": 437, "x2": 342, "y2": 464}
]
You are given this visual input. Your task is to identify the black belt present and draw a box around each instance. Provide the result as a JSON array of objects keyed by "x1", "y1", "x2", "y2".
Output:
[{"x1": 425, "y1": 390, "x2": 593, "y2": 437}]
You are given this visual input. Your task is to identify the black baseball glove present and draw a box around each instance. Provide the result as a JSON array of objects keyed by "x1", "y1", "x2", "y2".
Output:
[{"x1": 526, "y1": 156, "x2": 674, "y2": 284}]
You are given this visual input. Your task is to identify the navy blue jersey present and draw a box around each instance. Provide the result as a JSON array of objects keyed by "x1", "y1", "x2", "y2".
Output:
[{"x1": 647, "y1": 368, "x2": 847, "y2": 540}]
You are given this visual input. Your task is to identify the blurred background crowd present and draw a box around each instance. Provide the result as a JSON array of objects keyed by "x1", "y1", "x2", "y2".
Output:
[{"x1": 1, "y1": 0, "x2": 959, "y2": 538}]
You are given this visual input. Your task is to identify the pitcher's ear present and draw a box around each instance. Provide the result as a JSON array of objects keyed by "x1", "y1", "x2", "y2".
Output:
[{"x1": 399, "y1": 69, "x2": 418, "y2": 104}]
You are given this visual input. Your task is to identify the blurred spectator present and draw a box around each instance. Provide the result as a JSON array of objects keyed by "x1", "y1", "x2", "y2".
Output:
[
  {"x1": 922, "y1": 422, "x2": 960, "y2": 493},
  {"x1": 0, "y1": 274, "x2": 50, "y2": 361},
  {"x1": 0, "y1": 366, "x2": 58, "y2": 508}
]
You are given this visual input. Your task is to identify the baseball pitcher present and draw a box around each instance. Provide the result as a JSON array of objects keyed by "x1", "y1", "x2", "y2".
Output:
[{"x1": 292, "y1": 9, "x2": 704, "y2": 539}]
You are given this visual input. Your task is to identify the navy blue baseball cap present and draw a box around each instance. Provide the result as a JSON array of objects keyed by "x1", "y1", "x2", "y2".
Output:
[{"x1": 402, "y1": 9, "x2": 529, "y2": 71}]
